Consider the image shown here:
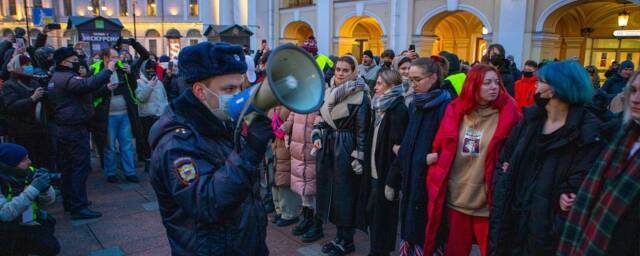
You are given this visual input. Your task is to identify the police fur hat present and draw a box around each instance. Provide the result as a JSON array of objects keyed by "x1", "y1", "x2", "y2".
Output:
[
  {"x1": 178, "y1": 42, "x2": 247, "y2": 84},
  {"x1": 53, "y1": 47, "x2": 76, "y2": 65}
]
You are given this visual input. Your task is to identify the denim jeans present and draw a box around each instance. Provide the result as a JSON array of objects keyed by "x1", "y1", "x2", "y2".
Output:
[{"x1": 104, "y1": 114, "x2": 136, "y2": 177}]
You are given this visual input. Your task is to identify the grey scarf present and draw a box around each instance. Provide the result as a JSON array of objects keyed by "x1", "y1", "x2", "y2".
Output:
[{"x1": 371, "y1": 84, "x2": 404, "y2": 127}]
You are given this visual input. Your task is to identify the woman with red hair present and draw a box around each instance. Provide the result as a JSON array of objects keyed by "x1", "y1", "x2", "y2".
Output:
[{"x1": 423, "y1": 64, "x2": 522, "y2": 256}]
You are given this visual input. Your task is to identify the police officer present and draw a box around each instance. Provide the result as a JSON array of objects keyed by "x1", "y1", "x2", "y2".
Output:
[
  {"x1": 149, "y1": 42, "x2": 273, "y2": 255},
  {"x1": 49, "y1": 47, "x2": 116, "y2": 219}
]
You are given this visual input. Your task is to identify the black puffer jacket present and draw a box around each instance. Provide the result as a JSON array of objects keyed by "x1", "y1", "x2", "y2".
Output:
[
  {"x1": 489, "y1": 105, "x2": 607, "y2": 256},
  {"x1": 1, "y1": 77, "x2": 46, "y2": 137},
  {"x1": 148, "y1": 91, "x2": 268, "y2": 256}
]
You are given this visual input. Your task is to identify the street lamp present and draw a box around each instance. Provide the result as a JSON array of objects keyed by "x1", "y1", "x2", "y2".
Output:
[
  {"x1": 616, "y1": 8, "x2": 630, "y2": 62},
  {"x1": 619, "y1": 9, "x2": 630, "y2": 27}
]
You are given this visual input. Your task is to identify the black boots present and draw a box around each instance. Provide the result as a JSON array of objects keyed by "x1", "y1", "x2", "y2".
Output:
[
  {"x1": 327, "y1": 239, "x2": 355, "y2": 256},
  {"x1": 292, "y1": 207, "x2": 313, "y2": 236},
  {"x1": 301, "y1": 214, "x2": 324, "y2": 243}
]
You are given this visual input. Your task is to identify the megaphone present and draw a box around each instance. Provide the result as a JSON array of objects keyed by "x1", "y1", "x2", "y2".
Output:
[{"x1": 226, "y1": 44, "x2": 325, "y2": 122}]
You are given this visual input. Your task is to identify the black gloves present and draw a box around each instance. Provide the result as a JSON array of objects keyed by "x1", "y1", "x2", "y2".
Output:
[{"x1": 244, "y1": 115, "x2": 274, "y2": 157}]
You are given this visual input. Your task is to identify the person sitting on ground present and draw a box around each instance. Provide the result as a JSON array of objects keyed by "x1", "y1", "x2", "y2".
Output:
[{"x1": 0, "y1": 143, "x2": 59, "y2": 256}]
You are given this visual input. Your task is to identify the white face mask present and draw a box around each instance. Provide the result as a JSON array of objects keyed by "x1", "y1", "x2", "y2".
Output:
[{"x1": 200, "y1": 84, "x2": 235, "y2": 121}]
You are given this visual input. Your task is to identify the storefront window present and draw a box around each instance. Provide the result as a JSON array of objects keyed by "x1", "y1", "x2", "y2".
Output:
[
  {"x1": 33, "y1": 0, "x2": 43, "y2": 8},
  {"x1": 120, "y1": 0, "x2": 128, "y2": 16},
  {"x1": 189, "y1": 0, "x2": 198, "y2": 17},
  {"x1": 149, "y1": 39, "x2": 157, "y2": 55},
  {"x1": 147, "y1": 0, "x2": 156, "y2": 16},
  {"x1": 8, "y1": 0, "x2": 17, "y2": 15},
  {"x1": 63, "y1": 0, "x2": 72, "y2": 16}
]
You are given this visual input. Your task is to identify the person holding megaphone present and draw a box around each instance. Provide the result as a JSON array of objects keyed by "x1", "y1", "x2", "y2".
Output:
[{"x1": 148, "y1": 42, "x2": 273, "y2": 255}]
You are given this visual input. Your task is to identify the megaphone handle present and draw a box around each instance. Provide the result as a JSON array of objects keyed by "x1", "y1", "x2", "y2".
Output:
[{"x1": 232, "y1": 85, "x2": 262, "y2": 153}]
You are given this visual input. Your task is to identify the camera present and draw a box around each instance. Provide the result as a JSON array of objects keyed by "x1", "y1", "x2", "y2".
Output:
[{"x1": 31, "y1": 168, "x2": 62, "y2": 182}]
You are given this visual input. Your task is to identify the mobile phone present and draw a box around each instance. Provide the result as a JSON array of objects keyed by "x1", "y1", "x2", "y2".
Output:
[
  {"x1": 46, "y1": 23, "x2": 61, "y2": 30},
  {"x1": 409, "y1": 44, "x2": 416, "y2": 51}
]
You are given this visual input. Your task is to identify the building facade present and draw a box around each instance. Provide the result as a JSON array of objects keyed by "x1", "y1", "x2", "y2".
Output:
[
  {"x1": 0, "y1": 0, "x2": 258, "y2": 56},
  {"x1": 261, "y1": 0, "x2": 639, "y2": 75},
  {"x1": 1, "y1": 0, "x2": 637, "y2": 74}
]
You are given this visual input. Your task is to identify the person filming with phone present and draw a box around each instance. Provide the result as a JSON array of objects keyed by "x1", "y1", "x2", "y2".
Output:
[{"x1": 90, "y1": 38, "x2": 150, "y2": 184}]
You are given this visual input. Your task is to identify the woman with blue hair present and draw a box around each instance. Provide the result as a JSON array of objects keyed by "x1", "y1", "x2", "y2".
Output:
[{"x1": 489, "y1": 60, "x2": 608, "y2": 255}]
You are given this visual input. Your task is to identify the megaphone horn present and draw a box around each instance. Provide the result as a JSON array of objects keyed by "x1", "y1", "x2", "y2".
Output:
[{"x1": 227, "y1": 44, "x2": 325, "y2": 122}]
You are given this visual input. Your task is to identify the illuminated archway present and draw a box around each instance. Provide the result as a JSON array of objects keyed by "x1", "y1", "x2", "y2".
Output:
[
  {"x1": 282, "y1": 21, "x2": 314, "y2": 46},
  {"x1": 337, "y1": 16, "x2": 384, "y2": 62},
  {"x1": 538, "y1": 0, "x2": 640, "y2": 78},
  {"x1": 420, "y1": 11, "x2": 485, "y2": 62}
]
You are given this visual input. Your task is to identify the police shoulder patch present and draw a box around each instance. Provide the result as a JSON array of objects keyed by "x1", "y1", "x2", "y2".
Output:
[{"x1": 173, "y1": 157, "x2": 198, "y2": 186}]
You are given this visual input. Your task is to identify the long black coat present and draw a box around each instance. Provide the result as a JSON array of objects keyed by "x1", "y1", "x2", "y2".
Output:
[
  {"x1": 314, "y1": 90, "x2": 371, "y2": 228},
  {"x1": 489, "y1": 105, "x2": 607, "y2": 256},
  {"x1": 148, "y1": 91, "x2": 267, "y2": 255},
  {"x1": 386, "y1": 90, "x2": 451, "y2": 245},
  {"x1": 1, "y1": 78, "x2": 46, "y2": 137},
  {"x1": 359, "y1": 97, "x2": 408, "y2": 252}
]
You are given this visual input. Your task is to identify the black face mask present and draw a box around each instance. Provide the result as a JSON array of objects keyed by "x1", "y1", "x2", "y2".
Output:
[
  {"x1": 534, "y1": 92, "x2": 551, "y2": 108},
  {"x1": 145, "y1": 71, "x2": 156, "y2": 80},
  {"x1": 383, "y1": 61, "x2": 392, "y2": 68},
  {"x1": 523, "y1": 71, "x2": 534, "y2": 78},
  {"x1": 490, "y1": 54, "x2": 504, "y2": 67}
]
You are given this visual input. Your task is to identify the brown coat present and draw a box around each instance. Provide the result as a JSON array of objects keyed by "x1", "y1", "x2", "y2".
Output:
[
  {"x1": 282, "y1": 112, "x2": 319, "y2": 196},
  {"x1": 271, "y1": 106, "x2": 292, "y2": 187}
]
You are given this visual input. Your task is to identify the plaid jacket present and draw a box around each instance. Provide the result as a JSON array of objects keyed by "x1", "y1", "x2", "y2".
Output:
[{"x1": 557, "y1": 122, "x2": 640, "y2": 255}]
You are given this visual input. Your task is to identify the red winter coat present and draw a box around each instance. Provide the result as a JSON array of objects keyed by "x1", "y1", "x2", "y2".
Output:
[
  {"x1": 514, "y1": 75, "x2": 537, "y2": 110},
  {"x1": 423, "y1": 98, "x2": 522, "y2": 254}
]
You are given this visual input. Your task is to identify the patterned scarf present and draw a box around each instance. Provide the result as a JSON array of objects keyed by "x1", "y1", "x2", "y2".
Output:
[
  {"x1": 371, "y1": 84, "x2": 404, "y2": 127},
  {"x1": 325, "y1": 75, "x2": 367, "y2": 115},
  {"x1": 557, "y1": 122, "x2": 640, "y2": 256}
]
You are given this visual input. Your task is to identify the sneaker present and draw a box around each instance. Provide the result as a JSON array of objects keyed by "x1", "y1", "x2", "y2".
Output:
[
  {"x1": 106, "y1": 175, "x2": 119, "y2": 183},
  {"x1": 276, "y1": 216, "x2": 299, "y2": 227},
  {"x1": 125, "y1": 175, "x2": 140, "y2": 183}
]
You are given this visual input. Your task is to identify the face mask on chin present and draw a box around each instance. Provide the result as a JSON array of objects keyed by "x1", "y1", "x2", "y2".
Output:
[
  {"x1": 200, "y1": 84, "x2": 235, "y2": 121},
  {"x1": 534, "y1": 92, "x2": 551, "y2": 108}
]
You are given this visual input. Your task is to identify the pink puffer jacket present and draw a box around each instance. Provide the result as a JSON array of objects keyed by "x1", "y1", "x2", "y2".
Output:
[{"x1": 282, "y1": 112, "x2": 318, "y2": 196}]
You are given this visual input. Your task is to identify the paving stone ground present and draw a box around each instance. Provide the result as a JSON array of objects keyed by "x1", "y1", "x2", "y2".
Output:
[{"x1": 47, "y1": 157, "x2": 379, "y2": 256}]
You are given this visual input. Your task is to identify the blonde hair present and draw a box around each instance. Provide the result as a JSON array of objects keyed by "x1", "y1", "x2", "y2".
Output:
[
  {"x1": 623, "y1": 71, "x2": 640, "y2": 124},
  {"x1": 377, "y1": 69, "x2": 403, "y2": 87}
]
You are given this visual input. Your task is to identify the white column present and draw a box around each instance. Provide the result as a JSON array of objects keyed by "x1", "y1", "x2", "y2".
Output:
[
  {"x1": 396, "y1": 0, "x2": 413, "y2": 53},
  {"x1": 248, "y1": 0, "x2": 256, "y2": 50},
  {"x1": 219, "y1": 0, "x2": 232, "y2": 24},
  {"x1": 183, "y1": 0, "x2": 188, "y2": 21},
  {"x1": 316, "y1": 0, "x2": 333, "y2": 55},
  {"x1": 496, "y1": 0, "x2": 528, "y2": 68},
  {"x1": 199, "y1": 0, "x2": 214, "y2": 24}
]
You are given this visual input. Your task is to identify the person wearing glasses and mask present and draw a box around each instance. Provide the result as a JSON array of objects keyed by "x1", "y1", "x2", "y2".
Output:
[
  {"x1": 148, "y1": 42, "x2": 273, "y2": 255},
  {"x1": 48, "y1": 47, "x2": 116, "y2": 220}
]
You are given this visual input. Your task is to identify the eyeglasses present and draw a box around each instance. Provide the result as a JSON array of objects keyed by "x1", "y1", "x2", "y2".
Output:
[
  {"x1": 409, "y1": 76, "x2": 428, "y2": 84},
  {"x1": 409, "y1": 74, "x2": 431, "y2": 84}
]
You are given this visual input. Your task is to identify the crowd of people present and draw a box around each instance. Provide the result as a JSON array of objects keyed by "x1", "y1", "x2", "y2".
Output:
[
  {"x1": 0, "y1": 26, "x2": 638, "y2": 256},
  {"x1": 255, "y1": 36, "x2": 640, "y2": 256},
  {"x1": 0, "y1": 28, "x2": 180, "y2": 255}
]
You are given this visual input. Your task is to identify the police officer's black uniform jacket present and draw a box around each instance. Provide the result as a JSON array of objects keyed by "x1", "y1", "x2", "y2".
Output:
[
  {"x1": 47, "y1": 65, "x2": 112, "y2": 125},
  {"x1": 148, "y1": 90, "x2": 268, "y2": 256}
]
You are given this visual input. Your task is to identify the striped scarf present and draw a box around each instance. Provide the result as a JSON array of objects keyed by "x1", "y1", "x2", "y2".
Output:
[
  {"x1": 371, "y1": 84, "x2": 404, "y2": 127},
  {"x1": 557, "y1": 122, "x2": 640, "y2": 255}
]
